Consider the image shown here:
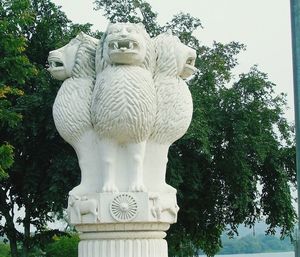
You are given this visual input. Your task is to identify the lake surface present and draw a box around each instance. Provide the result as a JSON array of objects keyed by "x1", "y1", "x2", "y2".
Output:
[{"x1": 199, "y1": 252, "x2": 294, "y2": 257}]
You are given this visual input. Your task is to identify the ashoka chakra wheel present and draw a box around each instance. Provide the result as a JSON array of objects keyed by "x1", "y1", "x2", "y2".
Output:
[{"x1": 110, "y1": 194, "x2": 138, "y2": 222}]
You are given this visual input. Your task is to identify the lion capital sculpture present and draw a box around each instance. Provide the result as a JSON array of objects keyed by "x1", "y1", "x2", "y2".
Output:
[{"x1": 48, "y1": 24, "x2": 197, "y2": 197}]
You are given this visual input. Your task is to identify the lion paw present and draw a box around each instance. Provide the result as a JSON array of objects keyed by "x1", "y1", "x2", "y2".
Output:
[
  {"x1": 163, "y1": 184, "x2": 177, "y2": 194},
  {"x1": 129, "y1": 183, "x2": 147, "y2": 192},
  {"x1": 102, "y1": 183, "x2": 119, "y2": 193}
]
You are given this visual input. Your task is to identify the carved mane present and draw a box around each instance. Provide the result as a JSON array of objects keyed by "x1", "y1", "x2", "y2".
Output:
[
  {"x1": 72, "y1": 33, "x2": 98, "y2": 78},
  {"x1": 153, "y1": 32, "x2": 180, "y2": 79}
]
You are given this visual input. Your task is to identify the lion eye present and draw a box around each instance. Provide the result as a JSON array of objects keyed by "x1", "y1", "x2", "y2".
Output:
[{"x1": 108, "y1": 27, "x2": 120, "y2": 34}]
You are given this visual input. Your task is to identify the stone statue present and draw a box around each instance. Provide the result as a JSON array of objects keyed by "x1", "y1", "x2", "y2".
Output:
[
  {"x1": 91, "y1": 23, "x2": 156, "y2": 193},
  {"x1": 48, "y1": 32, "x2": 101, "y2": 196},
  {"x1": 144, "y1": 31, "x2": 196, "y2": 193},
  {"x1": 67, "y1": 195, "x2": 99, "y2": 223},
  {"x1": 48, "y1": 23, "x2": 197, "y2": 257}
]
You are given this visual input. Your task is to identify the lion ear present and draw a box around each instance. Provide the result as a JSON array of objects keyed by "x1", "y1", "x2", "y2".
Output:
[
  {"x1": 166, "y1": 29, "x2": 173, "y2": 35},
  {"x1": 76, "y1": 31, "x2": 87, "y2": 41},
  {"x1": 136, "y1": 22, "x2": 145, "y2": 30}
]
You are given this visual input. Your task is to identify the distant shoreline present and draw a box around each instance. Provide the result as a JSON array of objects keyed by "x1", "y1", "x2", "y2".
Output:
[
  {"x1": 199, "y1": 251, "x2": 294, "y2": 257},
  {"x1": 198, "y1": 234, "x2": 294, "y2": 255}
]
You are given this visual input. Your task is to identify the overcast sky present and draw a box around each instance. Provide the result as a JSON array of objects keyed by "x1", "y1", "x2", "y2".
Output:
[{"x1": 51, "y1": 0, "x2": 294, "y2": 121}]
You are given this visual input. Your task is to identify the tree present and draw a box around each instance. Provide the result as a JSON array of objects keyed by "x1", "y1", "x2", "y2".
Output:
[
  {"x1": 0, "y1": 241, "x2": 10, "y2": 257},
  {"x1": 0, "y1": 1, "x2": 37, "y2": 255},
  {"x1": 0, "y1": 1, "x2": 98, "y2": 256},
  {"x1": 45, "y1": 234, "x2": 79, "y2": 257},
  {"x1": 0, "y1": 0, "x2": 32, "y2": 182},
  {"x1": 94, "y1": 1, "x2": 296, "y2": 256},
  {"x1": 0, "y1": 86, "x2": 22, "y2": 181}
]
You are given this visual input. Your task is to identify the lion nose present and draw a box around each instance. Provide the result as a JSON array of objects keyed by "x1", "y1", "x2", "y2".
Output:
[{"x1": 120, "y1": 28, "x2": 129, "y2": 37}]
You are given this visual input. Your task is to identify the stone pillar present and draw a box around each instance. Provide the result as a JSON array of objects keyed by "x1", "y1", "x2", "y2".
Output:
[
  {"x1": 67, "y1": 192, "x2": 178, "y2": 257},
  {"x1": 77, "y1": 226, "x2": 168, "y2": 257}
]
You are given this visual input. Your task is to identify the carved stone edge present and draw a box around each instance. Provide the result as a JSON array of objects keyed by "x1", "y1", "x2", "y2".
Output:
[
  {"x1": 78, "y1": 237, "x2": 168, "y2": 257},
  {"x1": 75, "y1": 222, "x2": 170, "y2": 232},
  {"x1": 109, "y1": 193, "x2": 138, "y2": 222},
  {"x1": 80, "y1": 231, "x2": 166, "y2": 240}
]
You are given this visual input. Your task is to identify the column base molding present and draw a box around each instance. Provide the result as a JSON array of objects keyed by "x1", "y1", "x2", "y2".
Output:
[{"x1": 79, "y1": 232, "x2": 168, "y2": 257}]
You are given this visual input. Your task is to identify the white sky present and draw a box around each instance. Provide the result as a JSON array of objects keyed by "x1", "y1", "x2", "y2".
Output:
[{"x1": 51, "y1": 0, "x2": 294, "y2": 121}]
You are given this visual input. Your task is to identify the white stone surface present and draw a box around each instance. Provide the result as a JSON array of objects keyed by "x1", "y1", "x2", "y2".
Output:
[
  {"x1": 48, "y1": 24, "x2": 197, "y2": 257},
  {"x1": 78, "y1": 237, "x2": 168, "y2": 257},
  {"x1": 67, "y1": 192, "x2": 178, "y2": 225},
  {"x1": 144, "y1": 32, "x2": 197, "y2": 194},
  {"x1": 75, "y1": 223, "x2": 170, "y2": 232},
  {"x1": 48, "y1": 32, "x2": 101, "y2": 196},
  {"x1": 76, "y1": 223, "x2": 168, "y2": 257},
  {"x1": 91, "y1": 23, "x2": 156, "y2": 193},
  {"x1": 48, "y1": 27, "x2": 196, "y2": 198}
]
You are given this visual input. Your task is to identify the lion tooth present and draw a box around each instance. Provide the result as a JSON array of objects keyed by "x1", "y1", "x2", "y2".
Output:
[
  {"x1": 129, "y1": 42, "x2": 133, "y2": 49},
  {"x1": 114, "y1": 42, "x2": 118, "y2": 49}
]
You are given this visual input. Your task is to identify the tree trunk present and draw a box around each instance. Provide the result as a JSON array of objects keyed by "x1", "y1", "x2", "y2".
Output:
[
  {"x1": 0, "y1": 188, "x2": 20, "y2": 257},
  {"x1": 9, "y1": 238, "x2": 19, "y2": 257},
  {"x1": 5, "y1": 215, "x2": 19, "y2": 257},
  {"x1": 22, "y1": 213, "x2": 31, "y2": 257}
]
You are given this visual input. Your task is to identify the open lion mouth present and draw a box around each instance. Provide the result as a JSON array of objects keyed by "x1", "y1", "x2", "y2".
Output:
[
  {"x1": 48, "y1": 60, "x2": 64, "y2": 69},
  {"x1": 181, "y1": 56, "x2": 197, "y2": 79},
  {"x1": 108, "y1": 40, "x2": 138, "y2": 51}
]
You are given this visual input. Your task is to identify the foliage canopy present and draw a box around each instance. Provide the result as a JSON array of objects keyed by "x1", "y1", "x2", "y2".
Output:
[{"x1": 0, "y1": 0, "x2": 96, "y2": 256}]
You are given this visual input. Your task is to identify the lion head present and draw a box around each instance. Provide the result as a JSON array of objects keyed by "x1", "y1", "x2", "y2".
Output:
[
  {"x1": 96, "y1": 22, "x2": 155, "y2": 73},
  {"x1": 48, "y1": 32, "x2": 99, "y2": 81},
  {"x1": 153, "y1": 31, "x2": 197, "y2": 79}
]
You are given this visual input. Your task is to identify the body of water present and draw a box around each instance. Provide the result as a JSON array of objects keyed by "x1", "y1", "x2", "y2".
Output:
[{"x1": 199, "y1": 252, "x2": 294, "y2": 257}]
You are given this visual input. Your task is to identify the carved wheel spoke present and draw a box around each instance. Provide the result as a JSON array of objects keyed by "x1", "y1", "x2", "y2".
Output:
[{"x1": 110, "y1": 194, "x2": 138, "y2": 222}]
